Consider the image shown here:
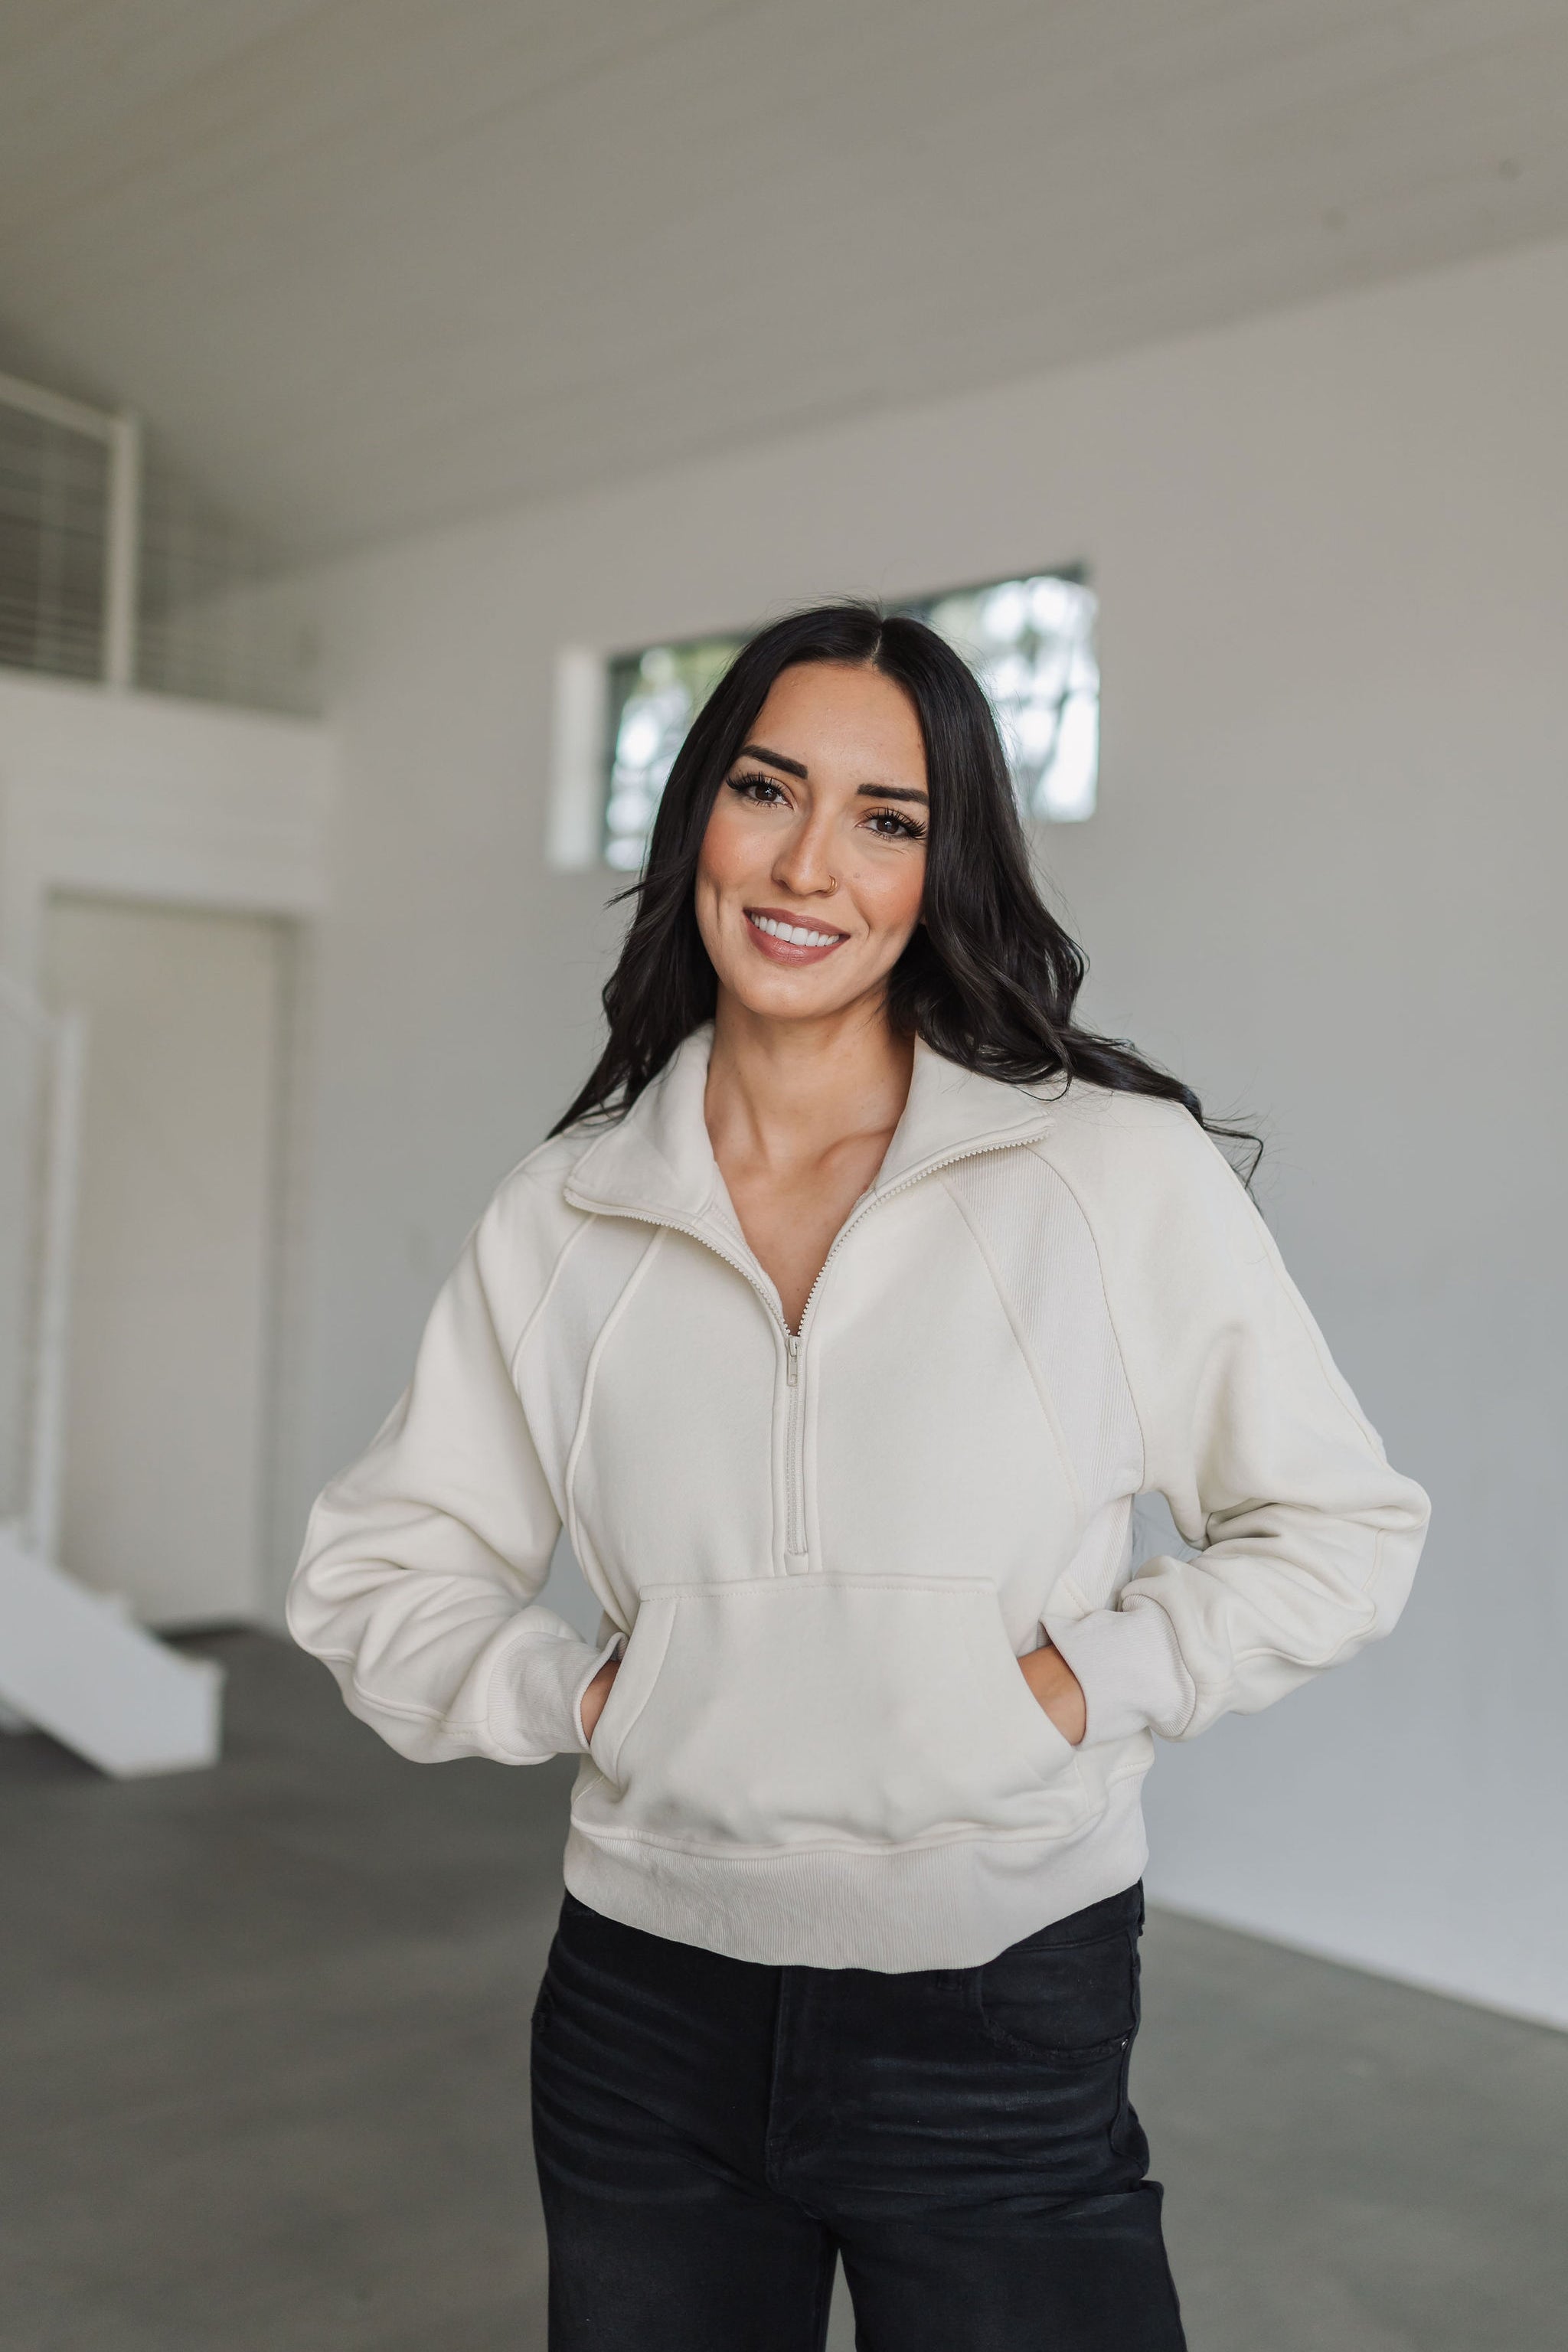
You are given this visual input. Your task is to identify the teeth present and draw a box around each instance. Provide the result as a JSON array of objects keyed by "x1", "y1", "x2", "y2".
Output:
[{"x1": 751, "y1": 913, "x2": 841, "y2": 949}]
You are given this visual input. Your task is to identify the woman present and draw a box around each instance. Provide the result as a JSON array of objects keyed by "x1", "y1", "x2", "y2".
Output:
[{"x1": 289, "y1": 604, "x2": 1429, "y2": 2350}]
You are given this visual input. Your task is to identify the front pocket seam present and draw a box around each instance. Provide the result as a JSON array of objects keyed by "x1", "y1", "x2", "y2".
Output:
[
  {"x1": 977, "y1": 1923, "x2": 1138, "y2": 2063},
  {"x1": 976, "y1": 2018, "x2": 1133, "y2": 2066},
  {"x1": 590, "y1": 1605, "x2": 675, "y2": 1782},
  {"x1": 962, "y1": 1610, "x2": 1080, "y2": 1775},
  {"x1": 583, "y1": 1575, "x2": 1096, "y2": 1848},
  {"x1": 1006, "y1": 1922, "x2": 1138, "y2": 1954},
  {"x1": 630, "y1": 1572, "x2": 1011, "y2": 1602}
]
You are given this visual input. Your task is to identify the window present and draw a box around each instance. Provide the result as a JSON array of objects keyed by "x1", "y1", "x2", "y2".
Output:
[
  {"x1": 601, "y1": 570, "x2": 1098, "y2": 871},
  {"x1": 603, "y1": 636, "x2": 743, "y2": 871}
]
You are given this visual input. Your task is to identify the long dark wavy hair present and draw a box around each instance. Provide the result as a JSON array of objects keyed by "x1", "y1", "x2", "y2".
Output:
[{"x1": 554, "y1": 603, "x2": 1257, "y2": 1175}]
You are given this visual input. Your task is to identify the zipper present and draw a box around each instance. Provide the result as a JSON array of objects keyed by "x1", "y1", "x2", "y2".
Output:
[
  {"x1": 784, "y1": 1331, "x2": 805, "y2": 1557},
  {"x1": 568, "y1": 1117, "x2": 1051, "y2": 1575},
  {"x1": 556, "y1": 1197, "x2": 816, "y2": 1561},
  {"x1": 776, "y1": 1124, "x2": 1051, "y2": 1565}
]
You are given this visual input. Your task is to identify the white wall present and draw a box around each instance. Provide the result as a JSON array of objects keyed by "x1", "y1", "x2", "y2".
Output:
[
  {"x1": 0, "y1": 671, "x2": 337, "y2": 1615},
  {"x1": 43, "y1": 897, "x2": 287, "y2": 1627},
  {"x1": 284, "y1": 237, "x2": 1568, "y2": 2026},
  {"x1": 0, "y1": 669, "x2": 334, "y2": 982}
]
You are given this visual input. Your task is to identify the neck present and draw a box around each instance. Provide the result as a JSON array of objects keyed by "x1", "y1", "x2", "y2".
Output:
[{"x1": 704, "y1": 990, "x2": 915, "y2": 1172}]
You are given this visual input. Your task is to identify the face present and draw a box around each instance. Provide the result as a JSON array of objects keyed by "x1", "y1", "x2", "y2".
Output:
[{"x1": 694, "y1": 662, "x2": 929, "y2": 1027}]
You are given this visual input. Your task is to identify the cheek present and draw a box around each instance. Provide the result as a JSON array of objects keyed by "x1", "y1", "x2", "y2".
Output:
[
  {"x1": 850, "y1": 850, "x2": 926, "y2": 938},
  {"x1": 697, "y1": 801, "x2": 763, "y2": 897}
]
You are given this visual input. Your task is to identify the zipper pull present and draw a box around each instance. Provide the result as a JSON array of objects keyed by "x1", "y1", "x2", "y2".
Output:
[{"x1": 786, "y1": 1331, "x2": 800, "y2": 1386}]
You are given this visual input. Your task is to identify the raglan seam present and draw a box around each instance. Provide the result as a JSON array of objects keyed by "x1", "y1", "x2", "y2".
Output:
[
  {"x1": 936, "y1": 1168, "x2": 1088, "y2": 1527},
  {"x1": 561, "y1": 1226, "x2": 668, "y2": 1593},
  {"x1": 506, "y1": 1209, "x2": 598, "y2": 1387},
  {"x1": 1024, "y1": 1141, "x2": 1150, "y2": 1497}
]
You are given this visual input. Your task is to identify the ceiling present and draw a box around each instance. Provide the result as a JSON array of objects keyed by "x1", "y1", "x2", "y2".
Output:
[{"x1": 2, "y1": 0, "x2": 1566, "y2": 562}]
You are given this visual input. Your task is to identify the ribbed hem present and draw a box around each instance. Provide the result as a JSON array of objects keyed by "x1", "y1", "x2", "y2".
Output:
[
  {"x1": 1044, "y1": 1602, "x2": 1194, "y2": 1744},
  {"x1": 561, "y1": 1775, "x2": 1151, "y2": 1971}
]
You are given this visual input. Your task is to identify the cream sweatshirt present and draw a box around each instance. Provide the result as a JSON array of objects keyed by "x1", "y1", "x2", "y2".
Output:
[{"x1": 288, "y1": 1028, "x2": 1429, "y2": 1970}]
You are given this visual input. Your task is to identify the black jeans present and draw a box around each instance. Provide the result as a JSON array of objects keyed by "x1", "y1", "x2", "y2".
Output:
[{"x1": 530, "y1": 1881, "x2": 1184, "y2": 2350}]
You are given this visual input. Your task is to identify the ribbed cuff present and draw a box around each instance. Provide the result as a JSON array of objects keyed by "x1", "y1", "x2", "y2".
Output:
[
  {"x1": 490, "y1": 1624, "x2": 623, "y2": 1761},
  {"x1": 1043, "y1": 1601, "x2": 1195, "y2": 1744}
]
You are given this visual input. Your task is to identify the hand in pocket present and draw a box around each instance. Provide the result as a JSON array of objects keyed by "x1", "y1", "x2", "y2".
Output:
[
  {"x1": 579, "y1": 1655, "x2": 620, "y2": 1741},
  {"x1": 1018, "y1": 1642, "x2": 1086, "y2": 1746}
]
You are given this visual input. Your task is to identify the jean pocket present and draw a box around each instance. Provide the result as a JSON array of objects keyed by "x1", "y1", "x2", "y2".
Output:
[{"x1": 976, "y1": 1924, "x2": 1138, "y2": 2065}]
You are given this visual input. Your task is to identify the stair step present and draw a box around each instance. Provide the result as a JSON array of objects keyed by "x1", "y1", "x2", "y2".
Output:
[{"x1": 0, "y1": 1525, "x2": 223, "y2": 1775}]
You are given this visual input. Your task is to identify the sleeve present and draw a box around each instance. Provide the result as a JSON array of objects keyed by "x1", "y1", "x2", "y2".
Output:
[
  {"x1": 286, "y1": 1200, "x2": 619, "y2": 1765},
  {"x1": 1044, "y1": 1113, "x2": 1431, "y2": 1746}
]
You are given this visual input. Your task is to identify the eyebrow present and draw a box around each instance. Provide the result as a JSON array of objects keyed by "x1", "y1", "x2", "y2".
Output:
[
  {"x1": 739, "y1": 741, "x2": 808, "y2": 779},
  {"x1": 738, "y1": 741, "x2": 929, "y2": 805},
  {"x1": 856, "y1": 782, "x2": 929, "y2": 805}
]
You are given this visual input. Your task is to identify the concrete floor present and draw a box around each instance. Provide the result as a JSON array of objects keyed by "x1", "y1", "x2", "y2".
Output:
[{"x1": 2, "y1": 1632, "x2": 1563, "y2": 2352}]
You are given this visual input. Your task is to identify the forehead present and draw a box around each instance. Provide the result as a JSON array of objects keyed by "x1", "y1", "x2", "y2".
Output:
[{"x1": 748, "y1": 662, "x2": 926, "y2": 783}]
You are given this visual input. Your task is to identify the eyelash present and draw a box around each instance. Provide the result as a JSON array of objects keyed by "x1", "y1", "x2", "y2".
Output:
[{"x1": 726, "y1": 770, "x2": 927, "y2": 842}]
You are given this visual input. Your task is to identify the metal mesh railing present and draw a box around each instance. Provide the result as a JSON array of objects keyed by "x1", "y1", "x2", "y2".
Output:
[
  {"x1": 0, "y1": 403, "x2": 110, "y2": 682},
  {"x1": 0, "y1": 369, "x2": 315, "y2": 717}
]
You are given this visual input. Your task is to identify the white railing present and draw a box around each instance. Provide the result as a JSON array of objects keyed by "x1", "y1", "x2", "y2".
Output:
[
  {"x1": 0, "y1": 370, "x2": 141, "y2": 691},
  {"x1": 0, "y1": 366, "x2": 314, "y2": 714}
]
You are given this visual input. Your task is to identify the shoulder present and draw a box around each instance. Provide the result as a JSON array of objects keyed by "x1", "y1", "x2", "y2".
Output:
[
  {"x1": 468, "y1": 1122, "x2": 611, "y2": 1311},
  {"x1": 1027, "y1": 1075, "x2": 1221, "y2": 1177},
  {"x1": 1026, "y1": 1080, "x2": 1261, "y2": 1264},
  {"x1": 504, "y1": 1120, "x2": 606, "y2": 1198}
]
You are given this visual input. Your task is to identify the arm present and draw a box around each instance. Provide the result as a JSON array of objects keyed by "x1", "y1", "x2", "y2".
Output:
[
  {"x1": 1044, "y1": 1109, "x2": 1431, "y2": 1746},
  {"x1": 286, "y1": 1197, "x2": 618, "y2": 1764}
]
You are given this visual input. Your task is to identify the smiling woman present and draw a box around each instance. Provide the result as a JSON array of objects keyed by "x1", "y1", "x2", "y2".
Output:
[
  {"x1": 689, "y1": 659, "x2": 933, "y2": 1334},
  {"x1": 290, "y1": 602, "x2": 1428, "y2": 2351},
  {"x1": 701, "y1": 668, "x2": 926, "y2": 977},
  {"x1": 556, "y1": 606, "x2": 1245, "y2": 1158}
]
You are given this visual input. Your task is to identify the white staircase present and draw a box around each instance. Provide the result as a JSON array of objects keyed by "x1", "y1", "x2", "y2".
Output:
[
  {"x1": 0, "y1": 970, "x2": 222, "y2": 1775},
  {"x1": 0, "y1": 1523, "x2": 222, "y2": 1773}
]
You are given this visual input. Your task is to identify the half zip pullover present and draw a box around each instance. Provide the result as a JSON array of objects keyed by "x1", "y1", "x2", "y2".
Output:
[{"x1": 289, "y1": 1024, "x2": 1429, "y2": 1971}]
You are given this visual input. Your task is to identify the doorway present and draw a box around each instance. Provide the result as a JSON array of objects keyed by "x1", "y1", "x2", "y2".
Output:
[{"x1": 41, "y1": 894, "x2": 289, "y2": 1628}]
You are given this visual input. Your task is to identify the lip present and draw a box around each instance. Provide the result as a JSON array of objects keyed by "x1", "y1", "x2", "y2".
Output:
[{"x1": 743, "y1": 906, "x2": 851, "y2": 965}]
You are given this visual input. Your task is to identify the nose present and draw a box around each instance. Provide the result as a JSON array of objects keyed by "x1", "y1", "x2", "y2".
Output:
[{"x1": 771, "y1": 807, "x2": 839, "y2": 901}]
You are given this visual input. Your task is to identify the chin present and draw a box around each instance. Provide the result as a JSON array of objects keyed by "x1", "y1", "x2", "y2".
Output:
[
  {"x1": 725, "y1": 972, "x2": 848, "y2": 1021},
  {"x1": 725, "y1": 960, "x2": 891, "y2": 1027}
]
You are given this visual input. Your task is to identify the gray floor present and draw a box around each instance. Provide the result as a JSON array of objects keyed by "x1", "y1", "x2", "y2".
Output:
[{"x1": 2, "y1": 1633, "x2": 1563, "y2": 2352}]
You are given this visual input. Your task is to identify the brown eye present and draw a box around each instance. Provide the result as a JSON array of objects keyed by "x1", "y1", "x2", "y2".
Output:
[{"x1": 864, "y1": 808, "x2": 926, "y2": 841}]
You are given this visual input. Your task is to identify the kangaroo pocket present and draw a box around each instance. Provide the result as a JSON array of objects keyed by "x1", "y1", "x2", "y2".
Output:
[{"x1": 580, "y1": 1574, "x2": 1087, "y2": 1852}]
